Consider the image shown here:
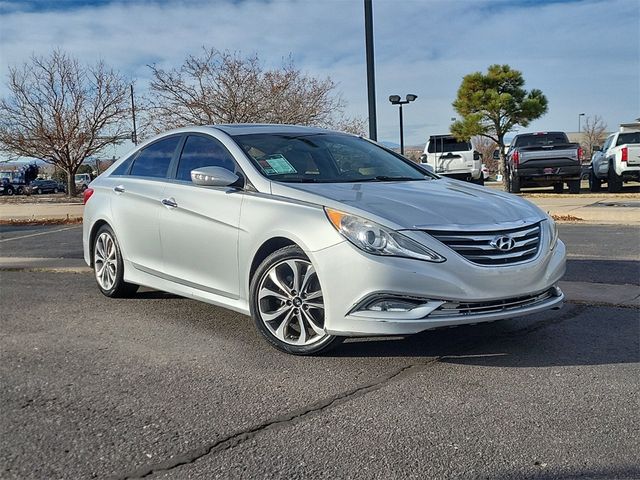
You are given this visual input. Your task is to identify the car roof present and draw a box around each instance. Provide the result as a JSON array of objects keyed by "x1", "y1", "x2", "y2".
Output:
[{"x1": 206, "y1": 124, "x2": 334, "y2": 136}]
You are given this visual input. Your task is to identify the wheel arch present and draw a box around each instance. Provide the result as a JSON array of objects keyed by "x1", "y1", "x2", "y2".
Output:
[
  {"x1": 88, "y1": 219, "x2": 111, "y2": 268},
  {"x1": 249, "y1": 236, "x2": 299, "y2": 287}
]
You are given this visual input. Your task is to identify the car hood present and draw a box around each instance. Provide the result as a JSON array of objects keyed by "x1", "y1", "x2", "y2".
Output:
[{"x1": 272, "y1": 178, "x2": 545, "y2": 229}]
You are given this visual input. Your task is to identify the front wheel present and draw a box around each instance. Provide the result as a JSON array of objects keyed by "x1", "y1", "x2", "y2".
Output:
[
  {"x1": 553, "y1": 183, "x2": 564, "y2": 194},
  {"x1": 250, "y1": 245, "x2": 343, "y2": 355},
  {"x1": 37, "y1": 188, "x2": 42, "y2": 195},
  {"x1": 93, "y1": 225, "x2": 139, "y2": 298},
  {"x1": 6, "y1": 187, "x2": 14, "y2": 196}
]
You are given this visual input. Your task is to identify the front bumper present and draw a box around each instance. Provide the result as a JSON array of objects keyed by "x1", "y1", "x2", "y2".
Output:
[{"x1": 311, "y1": 237, "x2": 566, "y2": 336}]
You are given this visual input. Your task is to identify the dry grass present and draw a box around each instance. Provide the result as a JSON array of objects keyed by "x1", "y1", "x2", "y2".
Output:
[
  {"x1": 0, "y1": 216, "x2": 83, "y2": 226},
  {"x1": 551, "y1": 214, "x2": 583, "y2": 222}
]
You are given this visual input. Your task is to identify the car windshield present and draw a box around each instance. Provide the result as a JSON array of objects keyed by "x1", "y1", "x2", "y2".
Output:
[
  {"x1": 427, "y1": 137, "x2": 471, "y2": 153},
  {"x1": 616, "y1": 132, "x2": 640, "y2": 146},
  {"x1": 514, "y1": 133, "x2": 568, "y2": 147},
  {"x1": 232, "y1": 133, "x2": 432, "y2": 183}
]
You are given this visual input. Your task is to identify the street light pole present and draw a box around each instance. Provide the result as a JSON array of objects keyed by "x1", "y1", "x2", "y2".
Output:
[
  {"x1": 578, "y1": 112, "x2": 585, "y2": 134},
  {"x1": 389, "y1": 94, "x2": 417, "y2": 156},
  {"x1": 131, "y1": 84, "x2": 138, "y2": 146},
  {"x1": 364, "y1": 0, "x2": 377, "y2": 141}
]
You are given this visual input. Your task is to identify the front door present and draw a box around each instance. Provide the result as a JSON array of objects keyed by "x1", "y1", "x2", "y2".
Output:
[{"x1": 159, "y1": 134, "x2": 244, "y2": 298}]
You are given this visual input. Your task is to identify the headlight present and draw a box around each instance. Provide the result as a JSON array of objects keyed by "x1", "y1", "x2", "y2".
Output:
[
  {"x1": 545, "y1": 216, "x2": 559, "y2": 250},
  {"x1": 325, "y1": 208, "x2": 445, "y2": 263}
]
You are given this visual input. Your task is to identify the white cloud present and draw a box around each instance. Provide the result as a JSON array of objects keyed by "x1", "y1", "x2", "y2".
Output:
[{"x1": 0, "y1": 0, "x2": 637, "y2": 150}]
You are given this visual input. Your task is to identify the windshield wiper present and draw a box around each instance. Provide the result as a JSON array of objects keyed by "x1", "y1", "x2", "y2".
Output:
[{"x1": 351, "y1": 175, "x2": 423, "y2": 182}]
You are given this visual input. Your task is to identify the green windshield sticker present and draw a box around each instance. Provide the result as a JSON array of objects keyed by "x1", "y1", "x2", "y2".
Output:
[{"x1": 264, "y1": 154, "x2": 297, "y2": 174}]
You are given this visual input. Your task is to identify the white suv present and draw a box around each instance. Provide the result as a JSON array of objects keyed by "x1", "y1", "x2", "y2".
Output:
[{"x1": 420, "y1": 135, "x2": 483, "y2": 185}]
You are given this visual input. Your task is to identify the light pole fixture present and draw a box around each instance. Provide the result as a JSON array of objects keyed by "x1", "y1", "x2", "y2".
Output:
[
  {"x1": 578, "y1": 112, "x2": 585, "y2": 133},
  {"x1": 389, "y1": 94, "x2": 418, "y2": 155}
]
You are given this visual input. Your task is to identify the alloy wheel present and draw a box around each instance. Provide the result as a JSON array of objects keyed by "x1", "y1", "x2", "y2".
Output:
[
  {"x1": 94, "y1": 232, "x2": 118, "y2": 291},
  {"x1": 257, "y1": 259, "x2": 327, "y2": 346}
]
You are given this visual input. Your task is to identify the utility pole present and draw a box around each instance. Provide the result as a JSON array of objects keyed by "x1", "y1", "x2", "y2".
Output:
[
  {"x1": 364, "y1": 0, "x2": 377, "y2": 140},
  {"x1": 131, "y1": 84, "x2": 138, "y2": 145}
]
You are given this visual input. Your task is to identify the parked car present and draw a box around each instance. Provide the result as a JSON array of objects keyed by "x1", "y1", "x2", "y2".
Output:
[
  {"x1": 589, "y1": 130, "x2": 640, "y2": 192},
  {"x1": 506, "y1": 132, "x2": 582, "y2": 194},
  {"x1": 419, "y1": 135, "x2": 484, "y2": 185},
  {"x1": 75, "y1": 173, "x2": 92, "y2": 191},
  {"x1": 0, "y1": 177, "x2": 15, "y2": 196},
  {"x1": 83, "y1": 125, "x2": 565, "y2": 355},
  {"x1": 28, "y1": 179, "x2": 62, "y2": 194}
]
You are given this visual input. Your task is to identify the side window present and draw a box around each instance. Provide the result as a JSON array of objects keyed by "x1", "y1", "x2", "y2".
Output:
[
  {"x1": 176, "y1": 135, "x2": 237, "y2": 182},
  {"x1": 130, "y1": 136, "x2": 180, "y2": 178},
  {"x1": 111, "y1": 153, "x2": 136, "y2": 176},
  {"x1": 603, "y1": 135, "x2": 614, "y2": 151}
]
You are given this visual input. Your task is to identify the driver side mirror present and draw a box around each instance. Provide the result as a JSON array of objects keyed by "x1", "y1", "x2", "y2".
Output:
[{"x1": 191, "y1": 166, "x2": 240, "y2": 187}]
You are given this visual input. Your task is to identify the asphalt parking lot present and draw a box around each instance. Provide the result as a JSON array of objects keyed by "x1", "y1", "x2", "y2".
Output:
[{"x1": 1, "y1": 224, "x2": 639, "y2": 479}]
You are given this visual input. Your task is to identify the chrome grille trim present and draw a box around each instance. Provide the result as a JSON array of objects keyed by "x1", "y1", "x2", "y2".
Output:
[
  {"x1": 425, "y1": 222, "x2": 541, "y2": 266},
  {"x1": 429, "y1": 289, "x2": 554, "y2": 317}
]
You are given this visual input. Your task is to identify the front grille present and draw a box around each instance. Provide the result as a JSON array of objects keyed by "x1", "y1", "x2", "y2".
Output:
[
  {"x1": 429, "y1": 288, "x2": 555, "y2": 317},
  {"x1": 425, "y1": 223, "x2": 541, "y2": 266}
]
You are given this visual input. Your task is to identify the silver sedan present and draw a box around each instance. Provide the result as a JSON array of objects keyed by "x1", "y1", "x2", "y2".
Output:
[{"x1": 83, "y1": 125, "x2": 565, "y2": 355}]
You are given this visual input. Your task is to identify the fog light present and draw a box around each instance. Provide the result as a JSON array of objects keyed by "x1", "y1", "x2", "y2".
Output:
[{"x1": 365, "y1": 298, "x2": 424, "y2": 312}]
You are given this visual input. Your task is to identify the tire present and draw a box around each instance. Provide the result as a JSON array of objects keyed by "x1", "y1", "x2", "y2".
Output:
[
  {"x1": 250, "y1": 245, "x2": 343, "y2": 355},
  {"x1": 553, "y1": 183, "x2": 564, "y2": 194},
  {"x1": 37, "y1": 188, "x2": 42, "y2": 195},
  {"x1": 6, "y1": 187, "x2": 14, "y2": 196},
  {"x1": 93, "y1": 225, "x2": 139, "y2": 298},
  {"x1": 473, "y1": 173, "x2": 485, "y2": 186},
  {"x1": 589, "y1": 171, "x2": 602, "y2": 192},
  {"x1": 53, "y1": 187, "x2": 58, "y2": 193},
  {"x1": 567, "y1": 179, "x2": 580, "y2": 194},
  {"x1": 508, "y1": 170, "x2": 521, "y2": 193},
  {"x1": 608, "y1": 165, "x2": 623, "y2": 193},
  {"x1": 17, "y1": 186, "x2": 24, "y2": 195}
]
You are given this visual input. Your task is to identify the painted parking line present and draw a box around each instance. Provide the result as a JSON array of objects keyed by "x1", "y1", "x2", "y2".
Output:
[{"x1": 0, "y1": 225, "x2": 82, "y2": 243}]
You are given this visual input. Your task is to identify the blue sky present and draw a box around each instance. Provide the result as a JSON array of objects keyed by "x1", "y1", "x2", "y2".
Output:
[{"x1": 0, "y1": 0, "x2": 638, "y2": 156}]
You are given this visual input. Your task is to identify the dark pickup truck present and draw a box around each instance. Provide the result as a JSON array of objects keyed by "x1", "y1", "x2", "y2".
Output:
[{"x1": 506, "y1": 132, "x2": 583, "y2": 194}]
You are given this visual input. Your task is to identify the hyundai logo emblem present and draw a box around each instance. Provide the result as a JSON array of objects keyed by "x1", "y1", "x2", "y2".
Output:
[{"x1": 491, "y1": 235, "x2": 516, "y2": 252}]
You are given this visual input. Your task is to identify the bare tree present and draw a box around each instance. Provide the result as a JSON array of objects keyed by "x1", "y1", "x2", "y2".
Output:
[
  {"x1": 472, "y1": 135, "x2": 498, "y2": 173},
  {"x1": 581, "y1": 115, "x2": 608, "y2": 161},
  {"x1": 0, "y1": 51, "x2": 131, "y2": 195},
  {"x1": 146, "y1": 48, "x2": 364, "y2": 134}
]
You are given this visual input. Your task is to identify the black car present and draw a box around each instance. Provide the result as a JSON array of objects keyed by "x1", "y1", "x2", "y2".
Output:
[
  {"x1": 0, "y1": 178, "x2": 16, "y2": 196},
  {"x1": 29, "y1": 179, "x2": 62, "y2": 194}
]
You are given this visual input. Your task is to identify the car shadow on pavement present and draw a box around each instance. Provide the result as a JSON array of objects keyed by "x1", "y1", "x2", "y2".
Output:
[
  {"x1": 564, "y1": 258, "x2": 640, "y2": 285},
  {"x1": 329, "y1": 304, "x2": 639, "y2": 368}
]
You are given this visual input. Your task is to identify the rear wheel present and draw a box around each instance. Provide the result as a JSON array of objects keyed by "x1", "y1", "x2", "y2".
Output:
[
  {"x1": 553, "y1": 183, "x2": 564, "y2": 194},
  {"x1": 608, "y1": 165, "x2": 623, "y2": 193},
  {"x1": 16, "y1": 186, "x2": 24, "y2": 195},
  {"x1": 472, "y1": 173, "x2": 485, "y2": 186},
  {"x1": 567, "y1": 179, "x2": 580, "y2": 194},
  {"x1": 508, "y1": 170, "x2": 521, "y2": 193},
  {"x1": 93, "y1": 225, "x2": 139, "y2": 298},
  {"x1": 53, "y1": 187, "x2": 59, "y2": 193},
  {"x1": 588, "y1": 171, "x2": 602, "y2": 192},
  {"x1": 6, "y1": 187, "x2": 14, "y2": 196},
  {"x1": 37, "y1": 188, "x2": 42, "y2": 195},
  {"x1": 250, "y1": 245, "x2": 343, "y2": 355}
]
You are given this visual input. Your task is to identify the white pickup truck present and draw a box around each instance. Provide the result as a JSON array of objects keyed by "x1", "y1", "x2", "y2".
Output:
[
  {"x1": 419, "y1": 135, "x2": 483, "y2": 184},
  {"x1": 589, "y1": 130, "x2": 640, "y2": 192}
]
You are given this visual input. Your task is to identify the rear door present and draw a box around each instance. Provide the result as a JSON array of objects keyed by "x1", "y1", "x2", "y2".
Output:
[
  {"x1": 108, "y1": 135, "x2": 181, "y2": 273},
  {"x1": 159, "y1": 133, "x2": 244, "y2": 298},
  {"x1": 429, "y1": 137, "x2": 472, "y2": 174}
]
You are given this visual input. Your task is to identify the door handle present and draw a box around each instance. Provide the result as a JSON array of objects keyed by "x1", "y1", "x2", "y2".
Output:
[
  {"x1": 161, "y1": 198, "x2": 178, "y2": 208},
  {"x1": 114, "y1": 185, "x2": 125, "y2": 193}
]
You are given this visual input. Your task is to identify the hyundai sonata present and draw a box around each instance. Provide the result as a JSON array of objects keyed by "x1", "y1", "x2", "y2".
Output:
[{"x1": 83, "y1": 125, "x2": 565, "y2": 354}]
